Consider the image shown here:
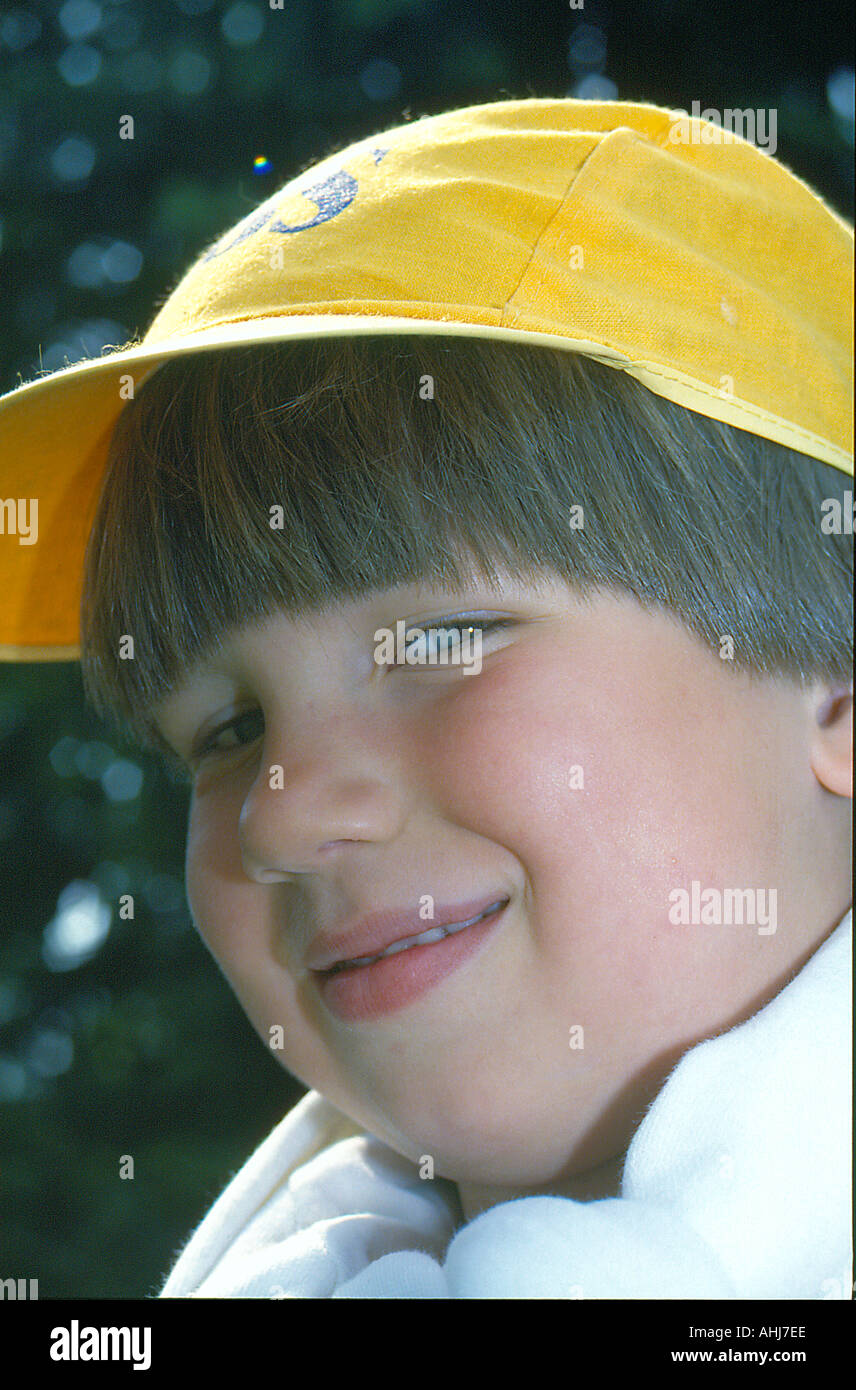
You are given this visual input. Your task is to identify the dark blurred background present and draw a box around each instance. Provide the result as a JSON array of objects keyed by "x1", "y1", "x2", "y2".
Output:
[{"x1": 0, "y1": 0, "x2": 853, "y2": 1298}]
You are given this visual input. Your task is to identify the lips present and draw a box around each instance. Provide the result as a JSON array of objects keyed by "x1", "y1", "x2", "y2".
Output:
[
  {"x1": 307, "y1": 894, "x2": 511, "y2": 975},
  {"x1": 315, "y1": 898, "x2": 509, "y2": 1022}
]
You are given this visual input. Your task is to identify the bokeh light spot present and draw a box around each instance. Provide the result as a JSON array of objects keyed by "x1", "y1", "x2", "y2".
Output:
[
  {"x1": 58, "y1": 0, "x2": 103, "y2": 42},
  {"x1": 42, "y1": 882, "x2": 112, "y2": 973},
  {"x1": 49, "y1": 735, "x2": 81, "y2": 777},
  {"x1": 51, "y1": 134, "x2": 97, "y2": 182},
  {"x1": 571, "y1": 72, "x2": 618, "y2": 100},
  {"x1": 567, "y1": 23, "x2": 607, "y2": 74},
  {"x1": 0, "y1": 8, "x2": 42, "y2": 51},
  {"x1": 75, "y1": 741, "x2": 115, "y2": 779},
  {"x1": 101, "y1": 759, "x2": 144, "y2": 802},
  {"x1": 168, "y1": 49, "x2": 213, "y2": 96},
  {"x1": 26, "y1": 1027, "x2": 75, "y2": 1078},
  {"x1": 0, "y1": 1057, "x2": 30, "y2": 1101},
  {"x1": 57, "y1": 42, "x2": 103, "y2": 87},
  {"x1": 102, "y1": 240, "x2": 144, "y2": 284},
  {"x1": 359, "y1": 58, "x2": 402, "y2": 102},
  {"x1": 221, "y1": 1, "x2": 265, "y2": 47}
]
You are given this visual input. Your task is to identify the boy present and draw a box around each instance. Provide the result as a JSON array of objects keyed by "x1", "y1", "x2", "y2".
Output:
[{"x1": 0, "y1": 98, "x2": 851, "y2": 1298}]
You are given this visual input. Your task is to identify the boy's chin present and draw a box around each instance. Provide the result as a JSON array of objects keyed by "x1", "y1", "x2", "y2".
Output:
[{"x1": 383, "y1": 1117, "x2": 617, "y2": 1195}]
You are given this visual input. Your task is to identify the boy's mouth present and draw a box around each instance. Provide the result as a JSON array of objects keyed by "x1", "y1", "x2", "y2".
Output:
[
  {"x1": 306, "y1": 891, "x2": 510, "y2": 976},
  {"x1": 312, "y1": 897, "x2": 509, "y2": 1023},
  {"x1": 323, "y1": 898, "x2": 509, "y2": 975}
]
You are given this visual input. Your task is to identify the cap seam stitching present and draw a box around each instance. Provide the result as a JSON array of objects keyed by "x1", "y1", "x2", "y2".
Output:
[{"x1": 499, "y1": 131, "x2": 610, "y2": 321}]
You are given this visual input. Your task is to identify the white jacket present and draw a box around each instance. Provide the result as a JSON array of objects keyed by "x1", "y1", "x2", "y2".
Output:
[{"x1": 159, "y1": 907, "x2": 852, "y2": 1298}]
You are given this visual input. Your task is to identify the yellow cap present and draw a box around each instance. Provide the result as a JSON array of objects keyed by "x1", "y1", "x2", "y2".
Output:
[{"x1": 0, "y1": 96, "x2": 852, "y2": 661}]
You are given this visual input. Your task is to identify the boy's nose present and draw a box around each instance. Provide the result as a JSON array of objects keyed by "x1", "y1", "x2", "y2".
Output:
[{"x1": 237, "y1": 753, "x2": 412, "y2": 883}]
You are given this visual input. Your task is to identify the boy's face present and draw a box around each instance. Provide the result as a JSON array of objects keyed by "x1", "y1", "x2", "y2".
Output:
[{"x1": 153, "y1": 569, "x2": 849, "y2": 1198}]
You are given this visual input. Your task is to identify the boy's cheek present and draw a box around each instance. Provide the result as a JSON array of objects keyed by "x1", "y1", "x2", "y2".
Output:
[
  {"x1": 416, "y1": 661, "x2": 594, "y2": 833},
  {"x1": 420, "y1": 666, "x2": 672, "y2": 881},
  {"x1": 184, "y1": 791, "x2": 262, "y2": 962}
]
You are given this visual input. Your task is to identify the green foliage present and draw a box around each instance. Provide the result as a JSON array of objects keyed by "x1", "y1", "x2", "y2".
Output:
[{"x1": 0, "y1": 662, "x2": 302, "y2": 1296}]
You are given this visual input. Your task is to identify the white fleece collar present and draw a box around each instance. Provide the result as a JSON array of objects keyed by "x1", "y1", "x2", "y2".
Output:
[{"x1": 160, "y1": 906, "x2": 852, "y2": 1299}]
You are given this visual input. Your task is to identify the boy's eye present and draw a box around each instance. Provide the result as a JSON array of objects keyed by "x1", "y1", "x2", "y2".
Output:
[
  {"x1": 383, "y1": 617, "x2": 515, "y2": 668},
  {"x1": 193, "y1": 708, "x2": 264, "y2": 763},
  {"x1": 188, "y1": 617, "x2": 513, "y2": 765}
]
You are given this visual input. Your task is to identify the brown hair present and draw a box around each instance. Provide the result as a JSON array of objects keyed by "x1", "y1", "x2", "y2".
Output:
[{"x1": 79, "y1": 334, "x2": 853, "y2": 776}]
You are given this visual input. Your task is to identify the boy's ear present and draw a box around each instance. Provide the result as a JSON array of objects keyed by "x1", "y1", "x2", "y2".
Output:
[{"x1": 809, "y1": 681, "x2": 853, "y2": 798}]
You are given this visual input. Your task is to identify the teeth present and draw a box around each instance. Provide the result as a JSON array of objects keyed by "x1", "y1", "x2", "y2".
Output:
[
  {"x1": 331, "y1": 900, "x2": 506, "y2": 974},
  {"x1": 385, "y1": 926, "x2": 447, "y2": 954}
]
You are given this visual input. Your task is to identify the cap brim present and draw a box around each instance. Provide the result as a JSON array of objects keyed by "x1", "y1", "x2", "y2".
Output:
[{"x1": 1, "y1": 312, "x2": 851, "y2": 663}]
